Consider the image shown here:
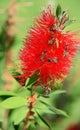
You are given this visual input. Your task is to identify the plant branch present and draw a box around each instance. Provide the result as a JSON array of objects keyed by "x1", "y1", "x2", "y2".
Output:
[{"x1": 23, "y1": 93, "x2": 37, "y2": 130}]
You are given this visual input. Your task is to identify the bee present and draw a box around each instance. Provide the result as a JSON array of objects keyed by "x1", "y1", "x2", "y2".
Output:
[
  {"x1": 47, "y1": 57, "x2": 59, "y2": 63},
  {"x1": 52, "y1": 57, "x2": 59, "y2": 63},
  {"x1": 47, "y1": 58, "x2": 52, "y2": 62},
  {"x1": 48, "y1": 36, "x2": 55, "y2": 46},
  {"x1": 49, "y1": 24, "x2": 57, "y2": 32},
  {"x1": 63, "y1": 45, "x2": 69, "y2": 57},
  {"x1": 48, "y1": 36, "x2": 59, "y2": 49},
  {"x1": 40, "y1": 50, "x2": 47, "y2": 61}
]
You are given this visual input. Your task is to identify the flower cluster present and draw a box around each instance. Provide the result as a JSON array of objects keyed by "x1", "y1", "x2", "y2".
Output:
[{"x1": 19, "y1": 5, "x2": 79, "y2": 89}]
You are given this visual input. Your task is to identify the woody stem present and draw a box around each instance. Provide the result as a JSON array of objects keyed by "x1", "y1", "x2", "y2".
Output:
[
  {"x1": 23, "y1": 102, "x2": 33, "y2": 130},
  {"x1": 23, "y1": 92, "x2": 37, "y2": 130}
]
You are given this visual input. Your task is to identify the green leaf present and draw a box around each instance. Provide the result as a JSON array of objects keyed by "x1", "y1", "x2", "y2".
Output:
[
  {"x1": 36, "y1": 108, "x2": 55, "y2": 115},
  {"x1": 34, "y1": 85, "x2": 44, "y2": 95},
  {"x1": 36, "y1": 110, "x2": 51, "y2": 129},
  {"x1": 8, "y1": 124, "x2": 15, "y2": 130},
  {"x1": 56, "y1": 4, "x2": 62, "y2": 18},
  {"x1": 40, "y1": 100, "x2": 68, "y2": 117},
  {"x1": 49, "y1": 90, "x2": 66, "y2": 98},
  {"x1": 0, "y1": 96, "x2": 27, "y2": 109},
  {"x1": 8, "y1": 68, "x2": 23, "y2": 84},
  {"x1": 0, "y1": 90, "x2": 16, "y2": 97},
  {"x1": 28, "y1": 123, "x2": 36, "y2": 130},
  {"x1": 11, "y1": 71, "x2": 21, "y2": 77},
  {"x1": 16, "y1": 87, "x2": 31, "y2": 98},
  {"x1": 43, "y1": 90, "x2": 66, "y2": 98},
  {"x1": 54, "y1": 79, "x2": 63, "y2": 89},
  {"x1": 10, "y1": 106, "x2": 27, "y2": 125},
  {"x1": 25, "y1": 75, "x2": 38, "y2": 87}
]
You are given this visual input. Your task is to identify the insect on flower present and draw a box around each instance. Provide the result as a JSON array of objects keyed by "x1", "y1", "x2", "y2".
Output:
[
  {"x1": 63, "y1": 45, "x2": 69, "y2": 57},
  {"x1": 40, "y1": 50, "x2": 47, "y2": 61}
]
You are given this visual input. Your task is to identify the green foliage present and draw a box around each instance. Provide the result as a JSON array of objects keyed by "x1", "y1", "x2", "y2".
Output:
[
  {"x1": 9, "y1": 106, "x2": 27, "y2": 125},
  {"x1": 37, "y1": 100, "x2": 68, "y2": 117},
  {"x1": 54, "y1": 79, "x2": 63, "y2": 89},
  {"x1": 36, "y1": 110, "x2": 51, "y2": 129},
  {"x1": 34, "y1": 85, "x2": 45, "y2": 95},
  {"x1": 25, "y1": 75, "x2": 38, "y2": 87},
  {"x1": 0, "y1": 90, "x2": 16, "y2": 97},
  {"x1": 0, "y1": 96, "x2": 27, "y2": 109},
  {"x1": 16, "y1": 87, "x2": 31, "y2": 97},
  {"x1": 49, "y1": 90, "x2": 66, "y2": 97},
  {"x1": 56, "y1": 4, "x2": 62, "y2": 19},
  {"x1": 28, "y1": 123, "x2": 36, "y2": 130}
]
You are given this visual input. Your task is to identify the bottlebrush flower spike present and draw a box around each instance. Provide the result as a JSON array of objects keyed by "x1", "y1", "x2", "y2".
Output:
[{"x1": 19, "y1": 5, "x2": 80, "y2": 90}]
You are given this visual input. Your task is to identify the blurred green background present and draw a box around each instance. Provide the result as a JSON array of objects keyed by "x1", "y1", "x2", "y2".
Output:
[{"x1": 0, "y1": 0, "x2": 80, "y2": 130}]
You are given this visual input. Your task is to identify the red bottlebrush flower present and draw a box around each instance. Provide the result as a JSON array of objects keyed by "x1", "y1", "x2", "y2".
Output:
[
  {"x1": 19, "y1": 5, "x2": 79, "y2": 87},
  {"x1": 66, "y1": 124, "x2": 80, "y2": 130}
]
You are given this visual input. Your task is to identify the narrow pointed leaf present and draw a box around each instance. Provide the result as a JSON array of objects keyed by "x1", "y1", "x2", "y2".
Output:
[
  {"x1": 40, "y1": 100, "x2": 68, "y2": 117},
  {"x1": 36, "y1": 110, "x2": 51, "y2": 129},
  {"x1": 56, "y1": 4, "x2": 62, "y2": 18},
  {"x1": 25, "y1": 75, "x2": 38, "y2": 87},
  {"x1": 49, "y1": 90, "x2": 66, "y2": 97}
]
